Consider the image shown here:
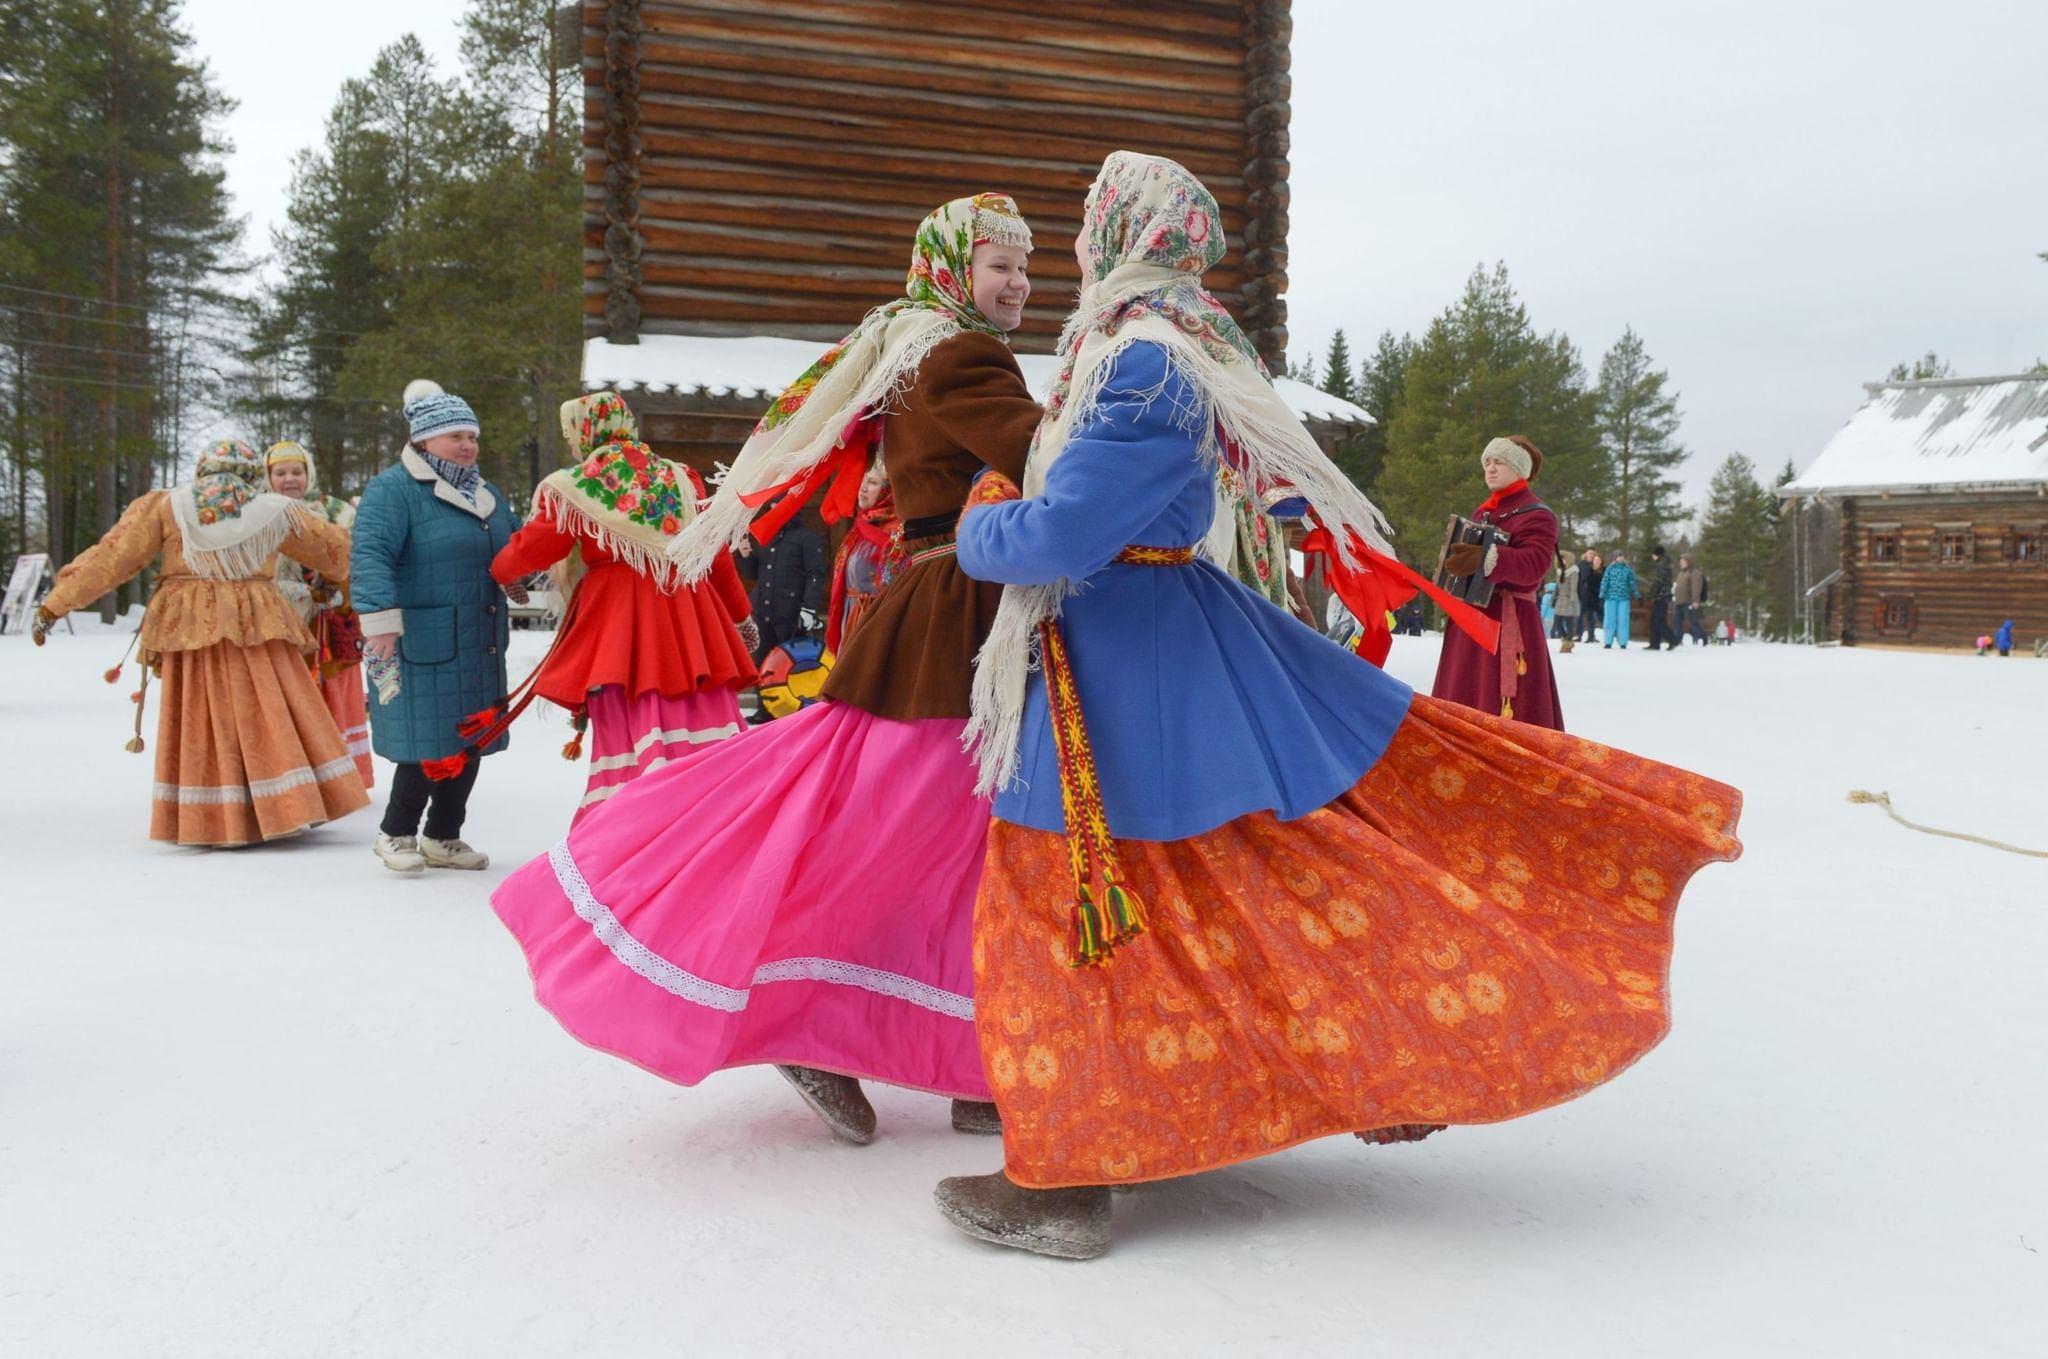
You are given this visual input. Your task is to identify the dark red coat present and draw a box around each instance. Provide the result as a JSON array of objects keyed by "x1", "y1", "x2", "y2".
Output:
[
  {"x1": 1429, "y1": 484, "x2": 1564, "y2": 731},
  {"x1": 490, "y1": 512, "x2": 757, "y2": 708}
]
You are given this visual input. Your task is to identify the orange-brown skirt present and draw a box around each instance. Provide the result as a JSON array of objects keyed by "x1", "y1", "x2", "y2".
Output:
[
  {"x1": 973, "y1": 694, "x2": 1742, "y2": 1189},
  {"x1": 320, "y1": 664, "x2": 374, "y2": 788},
  {"x1": 150, "y1": 638, "x2": 371, "y2": 847}
]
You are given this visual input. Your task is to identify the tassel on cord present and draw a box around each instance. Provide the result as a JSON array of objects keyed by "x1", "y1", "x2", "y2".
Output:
[
  {"x1": 421, "y1": 754, "x2": 469, "y2": 781},
  {"x1": 456, "y1": 706, "x2": 502, "y2": 740},
  {"x1": 124, "y1": 663, "x2": 149, "y2": 754},
  {"x1": 1039, "y1": 617, "x2": 1148, "y2": 967},
  {"x1": 561, "y1": 708, "x2": 587, "y2": 761},
  {"x1": 430, "y1": 580, "x2": 591, "y2": 781}
]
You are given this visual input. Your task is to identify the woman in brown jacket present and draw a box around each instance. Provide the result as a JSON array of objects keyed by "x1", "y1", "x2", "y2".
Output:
[
  {"x1": 489, "y1": 194, "x2": 1040, "y2": 1145},
  {"x1": 33, "y1": 440, "x2": 369, "y2": 845}
]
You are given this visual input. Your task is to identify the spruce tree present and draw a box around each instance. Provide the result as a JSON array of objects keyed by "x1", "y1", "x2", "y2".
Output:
[
  {"x1": 1377, "y1": 264, "x2": 1604, "y2": 560},
  {"x1": 1885, "y1": 352, "x2": 1952, "y2": 381},
  {"x1": 1694, "y1": 453, "x2": 1778, "y2": 633},
  {"x1": 1595, "y1": 326, "x2": 1685, "y2": 561},
  {"x1": 1319, "y1": 330, "x2": 1356, "y2": 402}
]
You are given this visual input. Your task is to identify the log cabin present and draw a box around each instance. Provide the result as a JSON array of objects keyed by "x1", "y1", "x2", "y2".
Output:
[
  {"x1": 1783, "y1": 373, "x2": 2048, "y2": 649},
  {"x1": 576, "y1": 0, "x2": 1370, "y2": 478}
]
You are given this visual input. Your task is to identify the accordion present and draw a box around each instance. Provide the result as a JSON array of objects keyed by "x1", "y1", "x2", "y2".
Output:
[{"x1": 1432, "y1": 513, "x2": 1510, "y2": 608}]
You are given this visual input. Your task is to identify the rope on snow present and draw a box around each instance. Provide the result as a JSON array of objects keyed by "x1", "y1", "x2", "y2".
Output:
[{"x1": 1847, "y1": 790, "x2": 2048, "y2": 860}]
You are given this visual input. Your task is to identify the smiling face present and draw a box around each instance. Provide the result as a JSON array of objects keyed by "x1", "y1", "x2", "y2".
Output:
[
  {"x1": 267, "y1": 462, "x2": 308, "y2": 498},
  {"x1": 970, "y1": 241, "x2": 1031, "y2": 331}
]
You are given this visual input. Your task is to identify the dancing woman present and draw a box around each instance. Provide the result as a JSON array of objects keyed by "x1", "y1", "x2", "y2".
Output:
[
  {"x1": 484, "y1": 391, "x2": 756, "y2": 819},
  {"x1": 265, "y1": 440, "x2": 374, "y2": 785},
  {"x1": 933, "y1": 153, "x2": 1743, "y2": 1259},
  {"x1": 33, "y1": 440, "x2": 368, "y2": 845},
  {"x1": 490, "y1": 194, "x2": 1042, "y2": 1141}
]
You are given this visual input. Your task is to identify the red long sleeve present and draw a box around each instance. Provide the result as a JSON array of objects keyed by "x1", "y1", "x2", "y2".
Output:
[
  {"x1": 1488, "y1": 509, "x2": 1558, "y2": 590},
  {"x1": 709, "y1": 550, "x2": 751, "y2": 620},
  {"x1": 492, "y1": 516, "x2": 577, "y2": 584}
]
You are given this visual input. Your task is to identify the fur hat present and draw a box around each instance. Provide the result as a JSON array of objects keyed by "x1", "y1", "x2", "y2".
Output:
[
  {"x1": 1480, "y1": 434, "x2": 1544, "y2": 481},
  {"x1": 402, "y1": 379, "x2": 479, "y2": 442}
]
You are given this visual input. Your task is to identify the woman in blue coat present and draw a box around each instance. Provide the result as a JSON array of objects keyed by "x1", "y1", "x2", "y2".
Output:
[
  {"x1": 1599, "y1": 551, "x2": 1641, "y2": 648},
  {"x1": 352, "y1": 380, "x2": 521, "y2": 873}
]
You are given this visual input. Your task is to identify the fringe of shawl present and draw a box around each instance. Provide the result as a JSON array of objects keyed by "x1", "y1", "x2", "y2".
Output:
[
  {"x1": 665, "y1": 312, "x2": 963, "y2": 583},
  {"x1": 532, "y1": 476, "x2": 691, "y2": 593},
  {"x1": 169, "y1": 490, "x2": 311, "y2": 582},
  {"x1": 965, "y1": 314, "x2": 1396, "y2": 796}
]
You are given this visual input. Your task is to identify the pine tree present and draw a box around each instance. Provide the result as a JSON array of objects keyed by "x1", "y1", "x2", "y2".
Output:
[
  {"x1": 1376, "y1": 264, "x2": 1604, "y2": 559},
  {"x1": 1596, "y1": 326, "x2": 1685, "y2": 561},
  {"x1": 1694, "y1": 454, "x2": 1778, "y2": 633},
  {"x1": 1340, "y1": 329, "x2": 1409, "y2": 496},
  {"x1": 1319, "y1": 330, "x2": 1356, "y2": 402}
]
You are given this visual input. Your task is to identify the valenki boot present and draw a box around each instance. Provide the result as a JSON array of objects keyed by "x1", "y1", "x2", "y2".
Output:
[
  {"x1": 934, "y1": 1171, "x2": 1112, "y2": 1261},
  {"x1": 776, "y1": 1065, "x2": 877, "y2": 1145},
  {"x1": 950, "y1": 1100, "x2": 1001, "y2": 1136}
]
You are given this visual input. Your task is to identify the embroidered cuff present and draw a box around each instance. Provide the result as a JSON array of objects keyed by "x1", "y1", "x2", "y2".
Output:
[{"x1": 359, "y1": 608, "x2": 405, "y2": 636}]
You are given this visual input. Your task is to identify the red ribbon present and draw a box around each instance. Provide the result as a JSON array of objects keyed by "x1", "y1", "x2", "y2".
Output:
[
  {"x1": 1300, "y1": 518, "x2": 1502, "y2": 667},
  {"x1": 740, "y1": 414, "x2": 878, "y2": 546}
]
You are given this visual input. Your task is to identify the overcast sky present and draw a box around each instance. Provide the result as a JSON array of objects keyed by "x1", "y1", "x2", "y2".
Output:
[{"x1": 186, "y1": 0, "x2": 2048, "y2": 503}]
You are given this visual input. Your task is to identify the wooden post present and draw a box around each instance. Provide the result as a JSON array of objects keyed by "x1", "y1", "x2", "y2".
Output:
[
  {"x1": 1242, "y1": 0, "x2": 1292, "y2": 372},
  {"x1": 602, "y1": 0, "x2": 644, "y2": 344}
]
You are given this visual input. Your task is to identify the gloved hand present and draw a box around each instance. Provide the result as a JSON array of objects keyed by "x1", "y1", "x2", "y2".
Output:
[
  {"x1": 1442, "y1": 543, "x2": 1485, "y2": 577},
  {"x1": 31, "y1": 605, "x2": 56, "y2": 646},
  {"x1": 798, "y1": 607, "x2": 820, "y2": 634},
  {"x1": 737, "y1": 617, "x2": 761, "y2": 653},
  {"x1": 503, "y1": 580, "x2": 530, "y2": 606}
]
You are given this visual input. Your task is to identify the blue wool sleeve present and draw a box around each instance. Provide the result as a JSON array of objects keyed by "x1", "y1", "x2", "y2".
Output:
[
  {"x1": 958, "y1": 343, "x2": 1205, "y2": 587},
  {"x1": 350, "y1": 473, "x2": 407, "y2": 617}
]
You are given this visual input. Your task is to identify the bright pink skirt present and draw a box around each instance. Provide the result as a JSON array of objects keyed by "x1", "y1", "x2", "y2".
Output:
[
  {"x1": 492, "y1": 700, "x2": 993, "y2": 1099},
  {"x1": 576, "y1": 684, "x2": 744, "y2": 823}
]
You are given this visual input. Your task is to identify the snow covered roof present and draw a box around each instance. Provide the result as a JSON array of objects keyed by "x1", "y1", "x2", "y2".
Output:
[
  {"x1": 1783, "y1": 374, "x2": 2048, "y2": 497},
  {"x1": 584, "y1": 335, "x2": 1373, "y2": 428}
]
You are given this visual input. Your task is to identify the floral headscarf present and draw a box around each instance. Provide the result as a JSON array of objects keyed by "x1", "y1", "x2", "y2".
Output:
[
  {"x1": 170, "y1": 439, "x2": 308, "y2": 580},
  {"x1": 667, "y1": 193, "x2": 1032, "y2": 581},
  {"x1": 532, "y1": 391, "x2": 702, "y2": 590},
  {"x1": 966, "y1": 152, "x2": 1398, "y2": 795}
]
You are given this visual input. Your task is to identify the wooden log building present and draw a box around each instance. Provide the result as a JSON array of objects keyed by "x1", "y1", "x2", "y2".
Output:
[
  {"x1": 1783, "y1": 373, "x2": 2048, "y2": 650},
  {"x1": 578, "y1": 0, "x2": 1370, "y2": 476}
]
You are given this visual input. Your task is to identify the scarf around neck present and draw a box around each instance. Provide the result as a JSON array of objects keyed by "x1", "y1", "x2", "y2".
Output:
[
  {"x1": 666, "y1": 192, "x2": 1032, "y2": 582},
  {"x1": 964, "y1": 152, "x2": 1395, "y2": 795},
  {"x1": 420, "y1": 447, "x2": 481, "y2": 503}
]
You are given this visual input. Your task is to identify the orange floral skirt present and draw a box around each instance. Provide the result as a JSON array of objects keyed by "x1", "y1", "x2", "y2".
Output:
[
  {"x1": 149, "y1": 638, "x2": 371, "y2": 847},
  {"x1": 320, "y1": 664, "x2": 374, "y2": 788},
  {"x1": 973, "y1": 694, "x2": 1742, "y2": 1189}
]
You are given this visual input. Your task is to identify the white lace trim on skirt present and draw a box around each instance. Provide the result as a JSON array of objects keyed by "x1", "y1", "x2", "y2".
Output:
[{"x1": 547, "y1": 840, "x2": 974, "y2": 1020}]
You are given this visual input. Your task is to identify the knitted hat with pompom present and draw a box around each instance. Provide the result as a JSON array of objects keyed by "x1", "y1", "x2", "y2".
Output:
[{"x1": 402, "y1": 379, "x2": 480, "y2": 442}]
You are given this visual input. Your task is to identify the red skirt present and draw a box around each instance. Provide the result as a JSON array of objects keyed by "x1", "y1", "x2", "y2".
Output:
[{"x1": 973, "y1": 694, "x2": 1741, "y2": 1188}]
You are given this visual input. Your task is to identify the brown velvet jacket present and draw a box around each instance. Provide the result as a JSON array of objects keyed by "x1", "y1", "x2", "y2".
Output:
[{"x1": 823, "y1": 331, "x2": 1042, "y2": 719}]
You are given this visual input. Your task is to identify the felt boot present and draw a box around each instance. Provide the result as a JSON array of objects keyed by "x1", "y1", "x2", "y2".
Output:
[
  {"x1": 776, "y1": 1065, "x2": 876, "y2": 1145},
  {"x1": 934, "y1": 1171, "x2": 1111, "y2": 1261},
  {"x1": 950, "y1": 1100, "x2": 1001, "y2": 1136}
]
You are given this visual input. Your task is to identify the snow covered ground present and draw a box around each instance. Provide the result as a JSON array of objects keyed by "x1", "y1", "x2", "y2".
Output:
[{"x1": 3, "y1": 623, "x2": 2044, "y2": 1358}]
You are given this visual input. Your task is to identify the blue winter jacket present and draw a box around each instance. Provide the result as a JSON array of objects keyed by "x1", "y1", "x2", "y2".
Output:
[
  {"x1": 1598, "y1": 561, "x2": 1641, "y2": 602},
  {"x1": 1995, "y1": 620, "x2": 2014, "y2": 651},
  {"x1": 351, "y1": 448, "x2": 520, "y2": 763}
]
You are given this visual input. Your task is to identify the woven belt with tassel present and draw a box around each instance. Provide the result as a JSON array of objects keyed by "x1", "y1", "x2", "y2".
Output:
[{"x1": 1041, "y1": 542, "x2": 1198, "y2": 967}]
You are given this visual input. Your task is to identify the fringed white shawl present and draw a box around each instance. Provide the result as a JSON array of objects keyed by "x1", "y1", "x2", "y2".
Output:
[{"x1": 168, "y1": 484, "x2": 310, "y2": 582}]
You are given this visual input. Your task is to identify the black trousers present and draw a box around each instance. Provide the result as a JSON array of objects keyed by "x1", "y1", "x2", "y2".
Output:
[
  {"x1": 1577, "y1": 608, "x2": 1600, "y2": 641},
  {"x1": 1647, "y1": 601, "x2": 1678, "y2": 649},
  {"x1": 381, "y1": 759, "x2": 482, "y2": 840}
]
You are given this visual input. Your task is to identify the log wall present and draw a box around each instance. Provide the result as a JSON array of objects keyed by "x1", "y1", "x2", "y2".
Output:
[
  {"x1": 1832, "y1": 489, "x2": 2048, "y2": 648},
  {"x1": 585, "y1": 0, "x2": 1292, "y2": 365}
]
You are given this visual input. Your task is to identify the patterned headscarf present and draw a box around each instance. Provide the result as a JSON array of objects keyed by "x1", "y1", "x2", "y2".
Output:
[
  {"x1": 533, "y1": 391, "x2": 701, "y2": 590},
  {"x1": 265, "y1": 440, "x2": 353, "y2": 526},
  {"x1": 966, "y1": 153, "x2": 1395, "y2": 795},
  {"x1": 170, "y1": 439, "x2": 307, "y2": 579},
  {"x1": 667, "y1": 193, "x2": 1032, "y2": 581}
]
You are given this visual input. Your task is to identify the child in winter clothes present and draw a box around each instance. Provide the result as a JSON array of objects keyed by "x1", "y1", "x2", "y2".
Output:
[
  {"x1": 1600, "y1": 552, "x2": 1641, "y2": 647},
  {"x1": 1995, "y1": 619, "x2": 2015, "y2": 656}
]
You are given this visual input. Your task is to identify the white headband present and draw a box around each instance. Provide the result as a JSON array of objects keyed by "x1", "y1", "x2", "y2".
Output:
[{"x1": 1480, "y1": 436, "x2": 1530, "y2": 480}]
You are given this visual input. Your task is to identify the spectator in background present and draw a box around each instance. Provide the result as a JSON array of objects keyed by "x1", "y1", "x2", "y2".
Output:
[
  {"x1": 1600, "y1": 550, "x2": 1640, "y2": 648},
  {"x1": 1576, "y1": 547, "x2": 1603, "y2": 642},
  {"x1": 1717, "y1": 616, "x2": 1736, "y2": 645},
  {"x1": 749, "y1": 514, "x2": 828, "y2": 660},
  {"x1": 1994, "y1": 618, "x2": 2015, "y2": 657},
  {"x1": 1673, "y1": 552, "x2": 1708, "y2": 645},
  {"x1": 1645, "y1": 544, "x2": 1677, "y2": 651},
  {"x1": 1554, "y1": 550, "x2": 1581, "y2": 648}
]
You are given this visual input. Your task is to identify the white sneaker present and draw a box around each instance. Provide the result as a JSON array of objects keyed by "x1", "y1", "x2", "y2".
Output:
[
  {"x1": 420, "y1": 837, "x2": 489, "y2": 870},
  {"x1": 375, "y1": 833, "x2": 427, "y2": 874}
]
